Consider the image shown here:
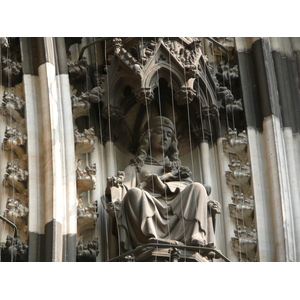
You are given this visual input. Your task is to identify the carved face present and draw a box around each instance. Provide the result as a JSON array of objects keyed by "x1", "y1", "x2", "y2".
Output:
[{"x1": 150, "y1": 126, "x2": 173, "y2": 153}]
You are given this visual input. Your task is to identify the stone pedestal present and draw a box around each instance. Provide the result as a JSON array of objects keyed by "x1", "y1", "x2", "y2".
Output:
[{"x1": 133, "y1": 247, "x2": 210, "y2": 262}]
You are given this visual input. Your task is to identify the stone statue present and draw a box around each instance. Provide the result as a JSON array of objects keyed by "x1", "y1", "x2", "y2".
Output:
[{"x1": 105, "y1": 116, "x2": 220, "y2": 252}]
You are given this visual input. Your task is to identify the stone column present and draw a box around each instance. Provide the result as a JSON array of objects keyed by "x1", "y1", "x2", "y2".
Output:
[
  {"x1": 20, "y1": 37, "x2": 77, "y2": 261},
  {"x1": 236, "y1": 37, "x2": 297, "y2": 262}
]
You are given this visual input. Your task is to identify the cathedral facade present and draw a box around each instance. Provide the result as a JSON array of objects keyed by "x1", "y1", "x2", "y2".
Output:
[{"x1": 0, "y1": 37, "x2": 299, "y2": 262}]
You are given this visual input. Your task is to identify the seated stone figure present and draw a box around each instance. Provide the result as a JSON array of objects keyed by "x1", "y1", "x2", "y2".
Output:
[{"x1": 105, "y1": 116, "x2": 220, "y2": 252}]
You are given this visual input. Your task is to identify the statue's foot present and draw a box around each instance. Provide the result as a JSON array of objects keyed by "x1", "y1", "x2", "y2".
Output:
[
  {"x1": 148, "y1": 237, "x2": 184, "y2": 246},
  {"x1": 190, "y1": 238, "x2": 205, "y2": 247}
]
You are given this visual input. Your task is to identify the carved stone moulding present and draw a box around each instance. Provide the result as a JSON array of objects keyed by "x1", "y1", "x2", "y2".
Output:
[
  {"x1": 0, "y1": 91, "x2": 25, "y2": 126},
  {"x1": 113, "y1": 38, "x2": 142, "y2": 77},
  {"x1": 76, "y1": 163, "x2": 96, "y2": 195},
  {"x1": 3, "y1": 162, "x2": 28, "y2": 195},
  {"x1": 141, "y1": 40, "x2": 156, "y2": 64},
  {"x1": 163, "y1": 38, "x2": 202, "y2": 68},
  {"x1": 74, "y1": 127, "x2": 95, "y2": 157}
]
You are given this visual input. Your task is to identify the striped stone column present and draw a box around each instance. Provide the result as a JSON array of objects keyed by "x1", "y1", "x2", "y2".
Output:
[
  {"x1": 236, "y1": 37, "x2": 299, "y2": 262},
  {"x1": 20, "y1": 37, "x2": 77, "y2": 261}
]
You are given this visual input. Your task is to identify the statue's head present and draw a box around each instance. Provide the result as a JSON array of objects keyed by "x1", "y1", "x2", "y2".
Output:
[
  {"x1": 131, "y1": 116, "x2": 180, "y2": 170},
  {"x1": 144, "y1": 116, "x2": 175, "y2": 134}
]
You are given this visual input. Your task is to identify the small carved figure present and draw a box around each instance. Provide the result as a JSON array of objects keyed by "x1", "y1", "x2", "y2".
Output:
[{"x1": 105, "y1": 116, "x2": 220, "y2": 252}]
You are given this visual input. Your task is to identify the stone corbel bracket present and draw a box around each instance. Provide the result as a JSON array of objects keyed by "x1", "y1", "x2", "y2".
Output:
[
  {"x1": 217, "y1": 86, "x2": 234, "y2": 105},
  {"x1": 223, "y1": 128, "x2": 247, "y2": 159},
  {"x1": 72, "y1": 91, "x2": 91, "y2": 121},
  {"x1": 68, "y1": 57, "x2": 87, "y2": 82},
  {"x1": 216, "y1": 62, "x2": 239, "y2": 86},
  {"x1": 229, "y1": 193, "x2": 254, "y2": 227},
  {"x1": 226, "y1": 99, "x2": 243, "y2": 114},
  {"x1": 3, "y1": 126, "x2": 27, "y2": 168},
  {"x1": 3, "y1": 162, "x2": 28, "y2": 195},
  {"x1": 0, "y1": 91, "x2": 25, "y2": 127},
  {"x1": 134, "y1": 88, "x2": 154, "y2": 105},
  {"x1": 77, "y1": 196, "x2": 98, "y2": 232},
  {"x1": 226, "y1": 160, "x2": 251, "y2": 189},
  {"x1": 231, "y1": 227, "x2": 257, "y2": 261},
  {"x1": 175, "y1": 87, "x2": 196, "y2": 106},
  {"x1": 0, "y1": 37, "x2": 9, "y2": 48},
  {"x1": 102, "y1": 105, "x2": 124, "y2": 120},
  {"x1": 0, "y1": 235, "x2": 29, "y2": 262},
  {"x1": 76, "y1": 163, "x2": 96, "y2": 195},
  {"x1": 74, "y1": 127, "x2": 95, "y2": 158},
  {"x1": 200, "y1": 104, "x2": 220, "y2": 120},
  {"x1": 1, "y1": 56, "x2": 22, "y2": 78},
  {"x1": 4, "y1": 198, "x2": 29, "y2": 229},
  {"x1": 76, "y1": 237, "x2": 99, "y2": 262},
  {"x1": 113, "y1": 38, "x2": 143, "y2": 77}
]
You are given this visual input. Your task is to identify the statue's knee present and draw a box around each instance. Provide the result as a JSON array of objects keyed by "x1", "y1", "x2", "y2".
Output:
[
  {"x1": 190, "y1": 182, "x2": 210, "y2": 196},
  {"x1": 126, "y1": 187, "x2": 143, "y2": 202},
  {"x1": 190, "y1": 182, "x2": 204, "y2": 190}
]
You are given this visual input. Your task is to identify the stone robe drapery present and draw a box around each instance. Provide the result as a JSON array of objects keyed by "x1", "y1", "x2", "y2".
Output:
[{"x1": 109, "y1": 163, "x2": 215, "y2": 251}]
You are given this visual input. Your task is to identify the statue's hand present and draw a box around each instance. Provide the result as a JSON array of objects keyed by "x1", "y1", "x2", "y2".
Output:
[
  {"x1": 160, "y1": 172, "x2": 177, "y2": 182},
  {"x1": 208, "y1": 199, "x2": 221, "y2": 214},
  {"x1": 106, "y1": 199, "x2": 122, "y2": 218},
  {"x1": 144, "y1": 174, "x2": 167, "y2": 194}
]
